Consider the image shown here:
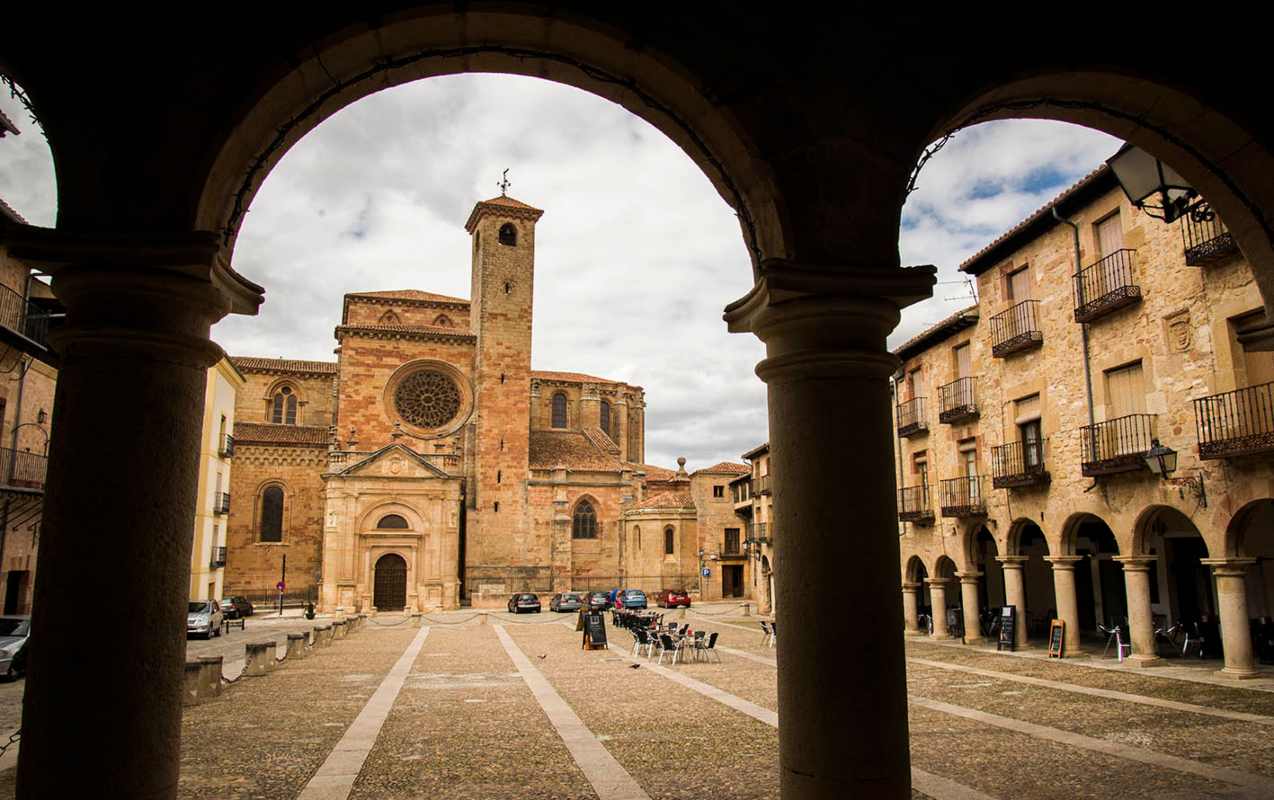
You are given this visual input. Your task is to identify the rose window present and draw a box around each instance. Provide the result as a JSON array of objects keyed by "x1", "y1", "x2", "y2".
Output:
[{"x1": 394, "y1": 370, "x2": 461, "y2": 428}]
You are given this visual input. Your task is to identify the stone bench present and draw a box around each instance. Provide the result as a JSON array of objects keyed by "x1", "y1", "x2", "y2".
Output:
[
  {"x1": 333, "y1": 619, "x2": 348, "y2": 639},
  {"x1": 286, "y1": 632, "x2": 307, "y2": 660},
  {"x1": 244, "y1": 641, "x2": 277, "y2": 676},
  {"x1": 315, "y1": 623, "x2": 333, "y2": 646}
]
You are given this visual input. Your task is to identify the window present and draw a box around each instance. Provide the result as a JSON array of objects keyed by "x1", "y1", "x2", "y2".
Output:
[
  {"x1": 600, "y1": 400, "x2": 611, "y2": 436},
  {"x1": 377, "y1": 514, "x2": 409, "y2": 529},
  {"x1": 725, "y1": 528, "x2": 740, "y2": 553},
  {"x1": 633, "y1": 526, "x2": 641, "y2": 550},
  {"x1": 1015, "y1": 394, "x2": 1042, "y2": 467},
  {"x1": 1104, "y1": 361, "x2": 1146, "y2": 418},
  {"x1": 1006, "y1": 266, "x2": 1031, "y2": 302},
  {"x1": 954, "y1": 343, "x2": 971, "y2": 379},
  {"x1": 911, "y1": 451, "x2": 928, "y2": 484},
  {"x1": 551, "y1": 393, "x2": 568, "y2": 428},
  {"x1": 664, "y1": 526, "x2": 675, "y2": 555},
  {"x1": 572, "y1": 500, "x2": 598, "y2": 539},
  {"x1": 433, "y1": 314, "x2": 453, "y2": 327},
  {"x1": 713, "y1": 485, "x2": 724, "y2": 498},
  {"x1": 378, "y1": 309, "x2": 401, "y2": 325},
  {"x1": 260, "y1": 485, "x2": 283, "y2": 542},
  {"x1": 498, "y1": 222, "x2": 517, "y2": 246},
  {"x1": 1095, "y1": 212, "x2": 1124, "y2": 257},
  {"x1": 271, "y1": 386, "x2": 298, "y2": 425},
  {"x1": 906, "y1": 367, "x2": 925, "y2": 400}
]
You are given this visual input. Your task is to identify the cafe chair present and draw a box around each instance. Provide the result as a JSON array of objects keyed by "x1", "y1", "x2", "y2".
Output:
[
  {"x1": 759, "y1": 621, "x2": 775, "y2": 648},
  {"x1": 696, "y1": 631, "x2": 721, "y2": 663},
  {"x1": 1098, "y1": 623, "x2": 1130, "y2": 661},
  {"x1": 656, "y1": 633, "x2": 683, "y2": 665}
]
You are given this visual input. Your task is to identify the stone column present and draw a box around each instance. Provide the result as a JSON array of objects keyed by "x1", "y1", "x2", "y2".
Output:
[
  {"x1": 11, "y1": 231, "x2": 259, "y2": 800},
  {"x1": 926, "y1": 578, "x2": 953, "y2": 639},
  {"x1": 997, "y1": 556, "x2": 1029, "y2": 648},
  {"x1": 901, "y1": 582, "x2": 921, "y2": 634},
  {"x1": 725, "y1": 260, "x2": 935, "y2": 800},
  {"x1": 955, "y1": 571, "x2": 983, "y2": 644},
  {"x1": 1044, "y1": 556, "x2": 1083, "y2": 656},
  {"x1": 1114, "y1": 556, "x2": 1160, "y2": 666},
  {"x1": 1201, "y1": 558, "x2": 1259, "y2": 678}
]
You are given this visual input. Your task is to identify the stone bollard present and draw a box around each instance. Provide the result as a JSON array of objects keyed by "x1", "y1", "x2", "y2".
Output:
[
  {"x1": 287, "y1": 632, "x2": 308, "y2": 660},
  {"x1": 357, "y1": 613, "x2": 367, "y2": 631},
  {"x1": 741, "y1": 603, "x2": 751, "y2": 617},
  {"x1": 679, "y1": 607, "x2": 688, "y2": 619},
  {"x1": 199, "y1": 656, "x2": 224, "y2": 698},
  {"x1": 244, "y1": 641, "x2": 277, "y2": 676},
  {"x1": 479, "y1": 612, "x2": 487, "y2": 626},
  {"x1": 315, "y1": 623, "x2": 333, "y2": 647},
  {"x1": 183, "y1": 661, "x2": 204, "y2": 706},
  {"x1": 411, "y1": 613, "x2": 422, "y2": 628},
  {"x1": 333, "y1": 619, "x2": 348, "y2": 639}
]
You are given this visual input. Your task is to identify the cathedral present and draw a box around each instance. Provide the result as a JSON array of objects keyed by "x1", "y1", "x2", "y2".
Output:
[{"x1": 224, "y1": 194, "x2": 752, "y2": 611}]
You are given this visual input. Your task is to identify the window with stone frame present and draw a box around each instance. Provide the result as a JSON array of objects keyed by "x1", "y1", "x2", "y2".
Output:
[
  {"x1": 498, "y1": 222, "x2": 518, "y2": 246},
  {"x1": 664, "y1": 525, "x2": 675, "y2": 555},
  {"x1": 433, "y1": 314, "x2": 453, "y2": 327},
  {"x1": 271, "y1": 386, "x2": 298, "y2": 425},
  {"x1": 259, "y1": 485, "x2": 284, "y2": 542},
  {"x1": 378, "y1": 309, "x2": 401, "y2": 325},
  {"x1": 572, "y1": 500, "x2": 598, "y2": 539},
  {"x1": 551, "y1": 392, "x2": 568, "y2": 428},
  {"x1": 377, "y1": 514, "x2": 409, "y2": 529},
  {"x1": 600, "y1": 401, "x2": 611, "y2": 436},
  {"x1": 713, "y1": 485, "x2": 725, "y2": 498}
]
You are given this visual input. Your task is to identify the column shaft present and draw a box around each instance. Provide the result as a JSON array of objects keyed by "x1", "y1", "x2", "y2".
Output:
[
  {"x1": 999, "y1": 558, "x2": 1028, "y2": 648},
  {"x1": 1203, "y1": 560, "x2": 1258, "y2": 678},
  {"x1": 928, "y1": 580, "x2": 951, "y2": 639},
  {"x1": 901, "y1": 584, "x2": 920, "y2": 634},
  {"x1": 1046, "y1": 557, "x2": 1083, "y2": 655},
  {"x1": 956, "y1": 572, "x2": 983, "y2": 643},
  {"x1": 1116, "y1": 557, "x2": 1160, "y2": 666}
]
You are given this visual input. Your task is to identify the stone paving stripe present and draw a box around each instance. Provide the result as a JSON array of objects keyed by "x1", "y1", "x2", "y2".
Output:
[
  {"x1": 604, "y1": 630, "x2": 992, "y2": 800},
  {"x1": 716, "y1": 644, "x2": 777, "y2": 667},
  {"x1": 297, "y1": 625, "x2": 432, "y2": 800},
  {"x1": 493, "y1": 624, "x2": 652, "y2": 800},
  {"x1": 908, "y1": 656, "x2": 1274, "y2": 726},
  {"x1": 910, "y1": 695, "x2": 1274, "y2": 797}
]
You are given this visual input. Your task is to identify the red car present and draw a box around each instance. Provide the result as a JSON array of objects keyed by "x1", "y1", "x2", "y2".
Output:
[{"x1": 656, "y1": 589, "x2": 692, "y2": 608}]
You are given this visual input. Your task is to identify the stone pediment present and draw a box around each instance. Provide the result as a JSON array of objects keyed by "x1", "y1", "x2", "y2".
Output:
[{"x1": 337, "y1": 444, "x2": 451, "y2": 480}]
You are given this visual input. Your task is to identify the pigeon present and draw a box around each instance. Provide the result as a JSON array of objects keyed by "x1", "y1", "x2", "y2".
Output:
[
  {"x1": 629, "y1": 664, "x2": 640, "y2": 669},
  {"x1": 537, "y1": 654, "x2": 546, "y2": 659}
]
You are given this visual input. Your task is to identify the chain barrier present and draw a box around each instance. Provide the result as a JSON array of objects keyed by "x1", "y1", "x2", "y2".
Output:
[
  {"x1": 0, "y1": 728, "x2": 19, "y2": 760},
  {"x1": 685, "y1": 603, "x2": 750, "y2": 618},
  {"x1": 489, "y1": 612, "x2": 575, "y2": 625},
  {"x1": 365, "y1": 615, "x2": 414, "y2": 627},
  {"x1": 421, "y1": 613, "x2": 484, "y2": 625}
]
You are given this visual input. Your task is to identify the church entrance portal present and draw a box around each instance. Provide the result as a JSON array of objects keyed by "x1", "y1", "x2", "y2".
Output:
[{"x1": 373, "y1": 554, "x2": 408, "y2": 611}]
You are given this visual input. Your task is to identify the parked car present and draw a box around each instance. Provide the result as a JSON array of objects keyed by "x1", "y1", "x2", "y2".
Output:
[
  {"x1": 187, "y1": 600, "x2": 224, "y2": 639},
  {"x1": 586, "y1": 591, "x2": 611, "y2": 611},
  {"x1": 549, "y1": 592, "x2": 583, "y2": 613},
  {"x1": 619, "y1": 589, "x2": 648, "y2": 610},
  {"x1": 507, "y1": 593, "x2": 541, "y2": 614},
  {"x1": 220, "y1": 597, "x2": 243, "y2": 619},
  {"x1": 227, "y1": 595, "x2": 255, "y2": 617},
  {"x1": 655, "y1": 589, "x2": 692, "y2": 608},
  {"x1": 0, "y1": 615, "x2": 30, "y2": 680}
]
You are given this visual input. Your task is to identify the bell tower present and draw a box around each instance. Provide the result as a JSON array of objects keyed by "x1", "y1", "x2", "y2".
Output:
[{"x1": 464, "y1": 192, "x2": 544, "y2": 592}]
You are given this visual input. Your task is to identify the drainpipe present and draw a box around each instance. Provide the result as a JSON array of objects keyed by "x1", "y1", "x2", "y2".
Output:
[
  {"x1": 1053, "y1": 207, "x2": 1097, "y2": 433},
  {"x1": 891, "y1": 374, "x2": 904, "y2": 529}
]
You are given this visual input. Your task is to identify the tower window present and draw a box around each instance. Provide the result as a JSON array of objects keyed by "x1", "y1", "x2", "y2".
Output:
[
  {"x1": 260, "y1": 485, "x2": 284, "y2": 542},
  {"x1": 504, "y1": 281, "x2": 512, "y2": 294},
  {"x1": 271, "y1": 386, "x2": 298, "y2": 425},
  {"x1": 500, "y1": 373, "x2": 506, "y2": 384},
  {"x1": 497, "y1": 470, "x2": 502, "y2": 484},
  {"x1": 498, "y1": 222, "x2": 517, "y2": 246},
  {"x1": 378, "y1": 309, "x2": 401, "y2": 325},
  {"x1": 664, "y1": 526, "x2": 675, "y2": 555},
  {"x1": 572, "y1": 500, "x2": 598, "y2": 539},
  {"x1": 600, "y1": 401, "x2": 611, "y2": 436},
  {"x1": 433, "y1": 314, "x2": 453, "y2": 327},
  {"x1": 552, "y1": 393, "x2": 568, "y2": 428},
  {"x1": 493, "y1": 501, "x2": 500, "y2": 513}
]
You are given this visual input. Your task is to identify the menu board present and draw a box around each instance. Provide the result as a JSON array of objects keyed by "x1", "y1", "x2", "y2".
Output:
[
  {"x1": 582, "y1": 612, "x2": 607, "y2": 650},
  {"x1": 997, "y1": 605, "x2": 1016, "y2": 652},
  {"x1": 1048, "y1": 619, "x2": 1065, "y2": 658}
]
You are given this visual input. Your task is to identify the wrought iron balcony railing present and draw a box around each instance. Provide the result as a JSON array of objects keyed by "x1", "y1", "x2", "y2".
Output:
[
  {"x1": 1194, "y1": 381, "x2": 1274, "y2": 459},
  {"x1": 210, "y1": 546, "x2": 227, "y2": 569},
  {"x1": 745, "y1": 521, "x2": 770, "y2": 546},
  {"x1": 1182, "y1": 208, "x2": 1239, "y2": 266},
  {"x1": 990, "y1": 300, "x2": 1043, "y2": 357},
  {"x1": 1073, "y1": 249, "x2": 1141, "y2": 323},
  {"x1": 1080, "y1": 414, "x2": 1157, "y2": 476},
  {"x1": 991, "y1": 440, "x2": 1050, "y2": 489},
  {"x1": 938, "y1": 377, "x2": 978, "y2": 424},
  {"x1": 0, "y1": 447, "x2": 47, "y2": 490},
  {"x1": 897, "y1": 484, "x2": 934, "y2": 524},
  {"x1": 896, "y1": 397, "x2": 928, "y2": 437},
  {"x1": 215, "y1": 492, "x2": 231, "y2": 515},
  {"x1": 721, "y1": 538, "x2": 744, "y2": 557},
  {"x1": 0, "y1": 282, "x2": 51, "y2": 350},
  {"x1": 750, "y1": 475, "x2": 771, "y2": 495},
  {"x1": 220, "y1": 434, "x2": 235, "y2": 458},
  {"x1": 939, "y1": 475, "x2": 986, "y2": 517}
]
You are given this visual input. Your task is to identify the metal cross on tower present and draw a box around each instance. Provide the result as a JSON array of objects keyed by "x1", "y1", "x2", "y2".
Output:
[{"x1": 498, "y1": 168, "x2": 511, "y2": 196}]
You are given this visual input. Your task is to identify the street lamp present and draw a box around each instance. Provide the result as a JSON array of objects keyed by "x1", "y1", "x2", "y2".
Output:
[
  {"x1": 1143, "y1": 438, "x2": 1207, "y2": 507},
  {"x1": 1106, "y1": 144, "x2": 1203, "y2": 224}
]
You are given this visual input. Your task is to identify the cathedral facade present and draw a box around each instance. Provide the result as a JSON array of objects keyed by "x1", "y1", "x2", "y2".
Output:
[{"x1": 224, "y1": 195, "x2": 752, "y2": 611}]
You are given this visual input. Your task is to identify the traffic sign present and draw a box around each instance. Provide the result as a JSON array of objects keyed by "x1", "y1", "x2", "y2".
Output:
[{"x1": 701, "y1": 568, "x2": 710, "y2": 577}]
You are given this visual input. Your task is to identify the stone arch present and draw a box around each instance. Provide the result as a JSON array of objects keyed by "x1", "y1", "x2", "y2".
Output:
[
  {"x1": 1060, "y1": 512, "x2": 1121, "y2": 556},
  {"x1": 903, "y1": 555, "x2": 929, "y2": 584},
  {"x1": 933, "y1": 555, "x2": 957, "y2": 580},
  {"x1": 916, "y1": 72, "x2": 1274, "y2": 326},
  {"x1": 372, "y1": 552, "x2": 409, "y2": 611},
  {"x1": 263, "y1": 378, "x2": 303, "y2": 425},
  {"x1": 570, "y1": 495, "x2": 599, "y2": 540},
  {"x1": 193, "y1": 12, "x2": 784, "y2": 273},
  {"x1": 1007, "y1": 518, "x2": 1049, "y2": 556},
  {"x1": 1224, "y1": 498, "x2": 1274, "y2": 558},
  {"x1": 1132, "y1": 504, "x2": 1209, "y2": 558},
  {"x1": 253, "y1": 479, "x2": 290, "y2": 542},
  {"x1": 357, "y1": 502, "x2": 425, "y2": 533},
  {"x1": 961, "y1": 522, "x2": 999, "y2": 571}
]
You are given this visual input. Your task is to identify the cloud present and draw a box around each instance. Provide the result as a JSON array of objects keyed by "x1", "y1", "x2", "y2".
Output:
[{"x1": 0, "y1": 76, "x2": 1121, "y2": 469}]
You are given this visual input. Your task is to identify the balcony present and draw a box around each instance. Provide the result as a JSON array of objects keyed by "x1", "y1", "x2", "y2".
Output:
[
  {"x1": 0, "y1": 283, "x2": 59, "y2": 366},
  {"x1": 215, "y1": 492, "x2": 231, "y2": 515},
  {"x1": 896, "y1": 397, "x2": 928, "y2": 438},
  {"x1": 897, "y1": 484, "x2": 934, "y2": 524},
  {"x1": 1194, "y1": 382, "x2": 1274, "y2": 459},
  {"x1": 746, "y1": 522, "x2": 770, "y2": 546},
  {"x1": 990, "y1": 300, "x2": 1043, "y2": 358},
  {"x1": 939, "y1": 475, "x2": 986, "y2": 517},
  {"x1": 1182, "y1": 208, "x2": 1239, "y2": 267},
  {"x1": 720, "y1": 537, "x2": 746, "y2": 559},
  {"x1": 0, "y1": 447, "x2": 47, "y2": 490},
  {"x1": 210, "y1": 546, "x2": 227, "y2": 569},
  {"x1": 1072, "y1": 249, "x2": 1141, "y2": 324},
  {"x1": 938, "y1": 378, "x2": 978, "y2": 424},
  {"x1": 220, "y1": 434, "x2": 235, "y2": 458},
  {"x1": 1080, "y1": 414, "x2": 1157, "y2": 476},
  {"x1": 991, "y1": 440, "x2": 1050, "y2": 489},
  {"x1": 750, "y1": 475, "x2": 771, "y2": 495}
]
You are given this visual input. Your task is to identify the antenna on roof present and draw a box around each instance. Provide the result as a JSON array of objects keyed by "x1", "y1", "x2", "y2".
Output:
[
  {"x1": 498, "y1": 168, "x2": 511, "y2": 197},
  {"x1": 937, "y1": 276, "x2": 978, "y2": 304}
]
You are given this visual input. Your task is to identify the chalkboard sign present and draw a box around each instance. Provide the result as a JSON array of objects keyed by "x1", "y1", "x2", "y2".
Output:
[
  {"x1": 1048, "y1": 619, "x2": 1065, "y2": 658},
  {"x1": 582, "y1": 612, "x2": 607, "y2": 650},
  {"x1": 997, "y1": 605, "x2": 1016, "y2": 652}
]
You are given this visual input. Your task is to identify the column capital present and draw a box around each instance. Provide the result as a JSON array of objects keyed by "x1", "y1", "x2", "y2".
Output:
[
  {"x1": 901, "y1": 582, "x2": 921, "y2": 592},
  {"x1": 954, "y1": 571, "x2": 983, "y2": 584},
  {"x1": 1044, "y1": 555, "x2": 1083, "y2": 569},
  {"x1": 723, "y1": 260, "x2": 936, "y2": 383},
  {"x1": 923, "y1": 577, "x2": 954, "y2": 587},
  {"x1": 1113, "y1": 555, "x2": 1157, "y2": 571},
  {"x1": 1200, "y1": 558, "x2": 1258, "y2": 577},
  {"x1": 996, "y1": 555, "x2": 1028, "y2": 568}
]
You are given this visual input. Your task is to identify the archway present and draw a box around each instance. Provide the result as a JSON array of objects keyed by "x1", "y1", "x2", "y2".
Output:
[
  {"x1": 373, "y1": 553, "x2": 408, "y2": 611},
  {"x1": 1009, "y1": 520, "x2": 1054, "y2": 643},
  {"x1": 1063, "y1": 514, "x2": 1125, "y2": 633},
  {"x1": 966, "y1": 525, "x2": 1004, "y2": 615},
  {"x1": 1228, "y1": 499, "x2": 1274, "y2": 664},
  {"x1": 904, "y1": 556, "x2": 931, "y2": 633},
  {"x1": 1137, "y1": 506, "x2": 1217, "y2": 654}
]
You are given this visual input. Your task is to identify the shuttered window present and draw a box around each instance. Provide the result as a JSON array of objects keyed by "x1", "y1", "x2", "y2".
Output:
[
  {"x1": 955, "y1": 343, "x2": 972, "y2": 378},
  {"x1": 1007, "y1": 267, "x2": 1031, "y2": 302},
  {"x1": 1096, "y1": 213, "x2": 1124, "y2": 257},
  {"x1": 1105, "y1": 362, "x2": 1146, "y2": 417}
]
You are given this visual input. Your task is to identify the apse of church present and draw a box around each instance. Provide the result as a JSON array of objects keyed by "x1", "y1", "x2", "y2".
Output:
[{"x1": 223, "y1": 193, "x2": 689, "y2": 612}]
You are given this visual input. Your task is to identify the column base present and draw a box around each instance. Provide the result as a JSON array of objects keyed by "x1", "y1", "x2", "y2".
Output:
[
  {"x1": 930, "y1": 633, "x2": 954, "y2": 641},
  {"x1": 1060, "y1": 649, "x2": 1088, "y2": 659},
  {"x1": 1218, "y1": 666, "x2": 1261, "y2": 680},
  {"x1": 962, "y1": 636, "x2": 987, "y2": 646},
  {"x1": 1124, "y1": 654, "x2": 1161, "y2": 668}
]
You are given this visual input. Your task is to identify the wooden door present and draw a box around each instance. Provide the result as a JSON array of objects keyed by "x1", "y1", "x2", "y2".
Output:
[
  {"x1": 1008, "y1": 268, "x2": 1031, "y2": 303},
  {"x1": 1096, "y1": 213, "x2": 1124, "y2": 257},
  {"x1": 1104, "y1": 362, "x2": 1146, "y2": 457},
  {"x1": 373, "y1": 554, "x2": 408, "y2": 611},
  {"x1": 1095, "y1": 214, "x2": 1126, "y2": 295},
  {"x1": 955, "y1": 343, "x2": 972, "y2": 378}
]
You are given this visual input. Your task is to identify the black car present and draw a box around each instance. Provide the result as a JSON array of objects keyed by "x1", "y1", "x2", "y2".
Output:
[
  {"x1": 220, "y1": 597, "x2": 243, "y2": 619},
  {"x1": 227, "y1": 595, "x2": 255, "y2": 617},
  {"x1": 0, "y1": 616, "x2": 30, "y2": 680},
  {"x1": 549, "y1": 592, "x2": 583, "y2": 613},
  {"x1": 507, "y1": 593, "x2": 541, "y2": 614}
]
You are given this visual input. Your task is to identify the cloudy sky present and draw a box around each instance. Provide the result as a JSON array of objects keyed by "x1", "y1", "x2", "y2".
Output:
[{"x1": 0, "y1": 75, "x2": 1119, "y2": 469}]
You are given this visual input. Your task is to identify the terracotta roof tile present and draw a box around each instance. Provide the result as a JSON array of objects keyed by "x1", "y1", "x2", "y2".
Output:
[
  {"x1": 635, "y1": 490, "x2": 694, "y2": 510},
  {"x1": 234, "y1": 422, "x2": 330, "y2": 446},
  {"x1": 583, "y1": 426, "x2": 620, "y2": 454},
  {"x1": 479, "y1": 195, "x2": 540, "y2": 210},
  {"x1": 529, "y1": 430, "x2": 622, "y2": 470},
  {"x1": 346, "y1": 289, "x2": 470, "y2": 305},
  {"x1": 692, "y1": 461, "x2": 750, "y2": 476},
  {"x1": 0, "y1": 108, "x2": 17, "y2": 137},
  {"x1": 892, "y1": 305, "x2": 979, "y2": 361},
  {"x1": 0, "y1": 196, "x2": 26, "y2": 226},
  {"x1": 532, "y1": 370, "x2": 622, "y2": 385},
  {"x1": 230, "y1": 356, "x2": 338, "y2": 375},
  {"x1": 630, "y1": 463, "x2": 676, "y2": 481}
]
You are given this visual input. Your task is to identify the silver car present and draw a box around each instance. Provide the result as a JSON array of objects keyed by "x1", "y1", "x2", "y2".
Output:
[
  {"x1": 187, "y1": 600, "x2": 224, "y2": 639},
  {"x1": 0, "y1": 616, "x2": 30, "y2": 679}
]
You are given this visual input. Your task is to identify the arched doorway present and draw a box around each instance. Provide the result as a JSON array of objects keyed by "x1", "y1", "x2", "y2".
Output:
[
  {"x1": 1009, "y1": 520, "x2": 1054, "y2": 644},
  {"x1": 1230, "y1": 499, "x2": 1274, "y2": 622},
  {"x1": 967, "y1": 525, "x2": 1004, "y2": 615},
  {"x1": 1065, "y1": 515, "x2": 1125, "y2": 633},
  {"x1": 373, "y1": 554, "x2": 408, "y2": 611},
  {"x1": 1138, "y1": 506, "x2": 1217, "y2": 654}
]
